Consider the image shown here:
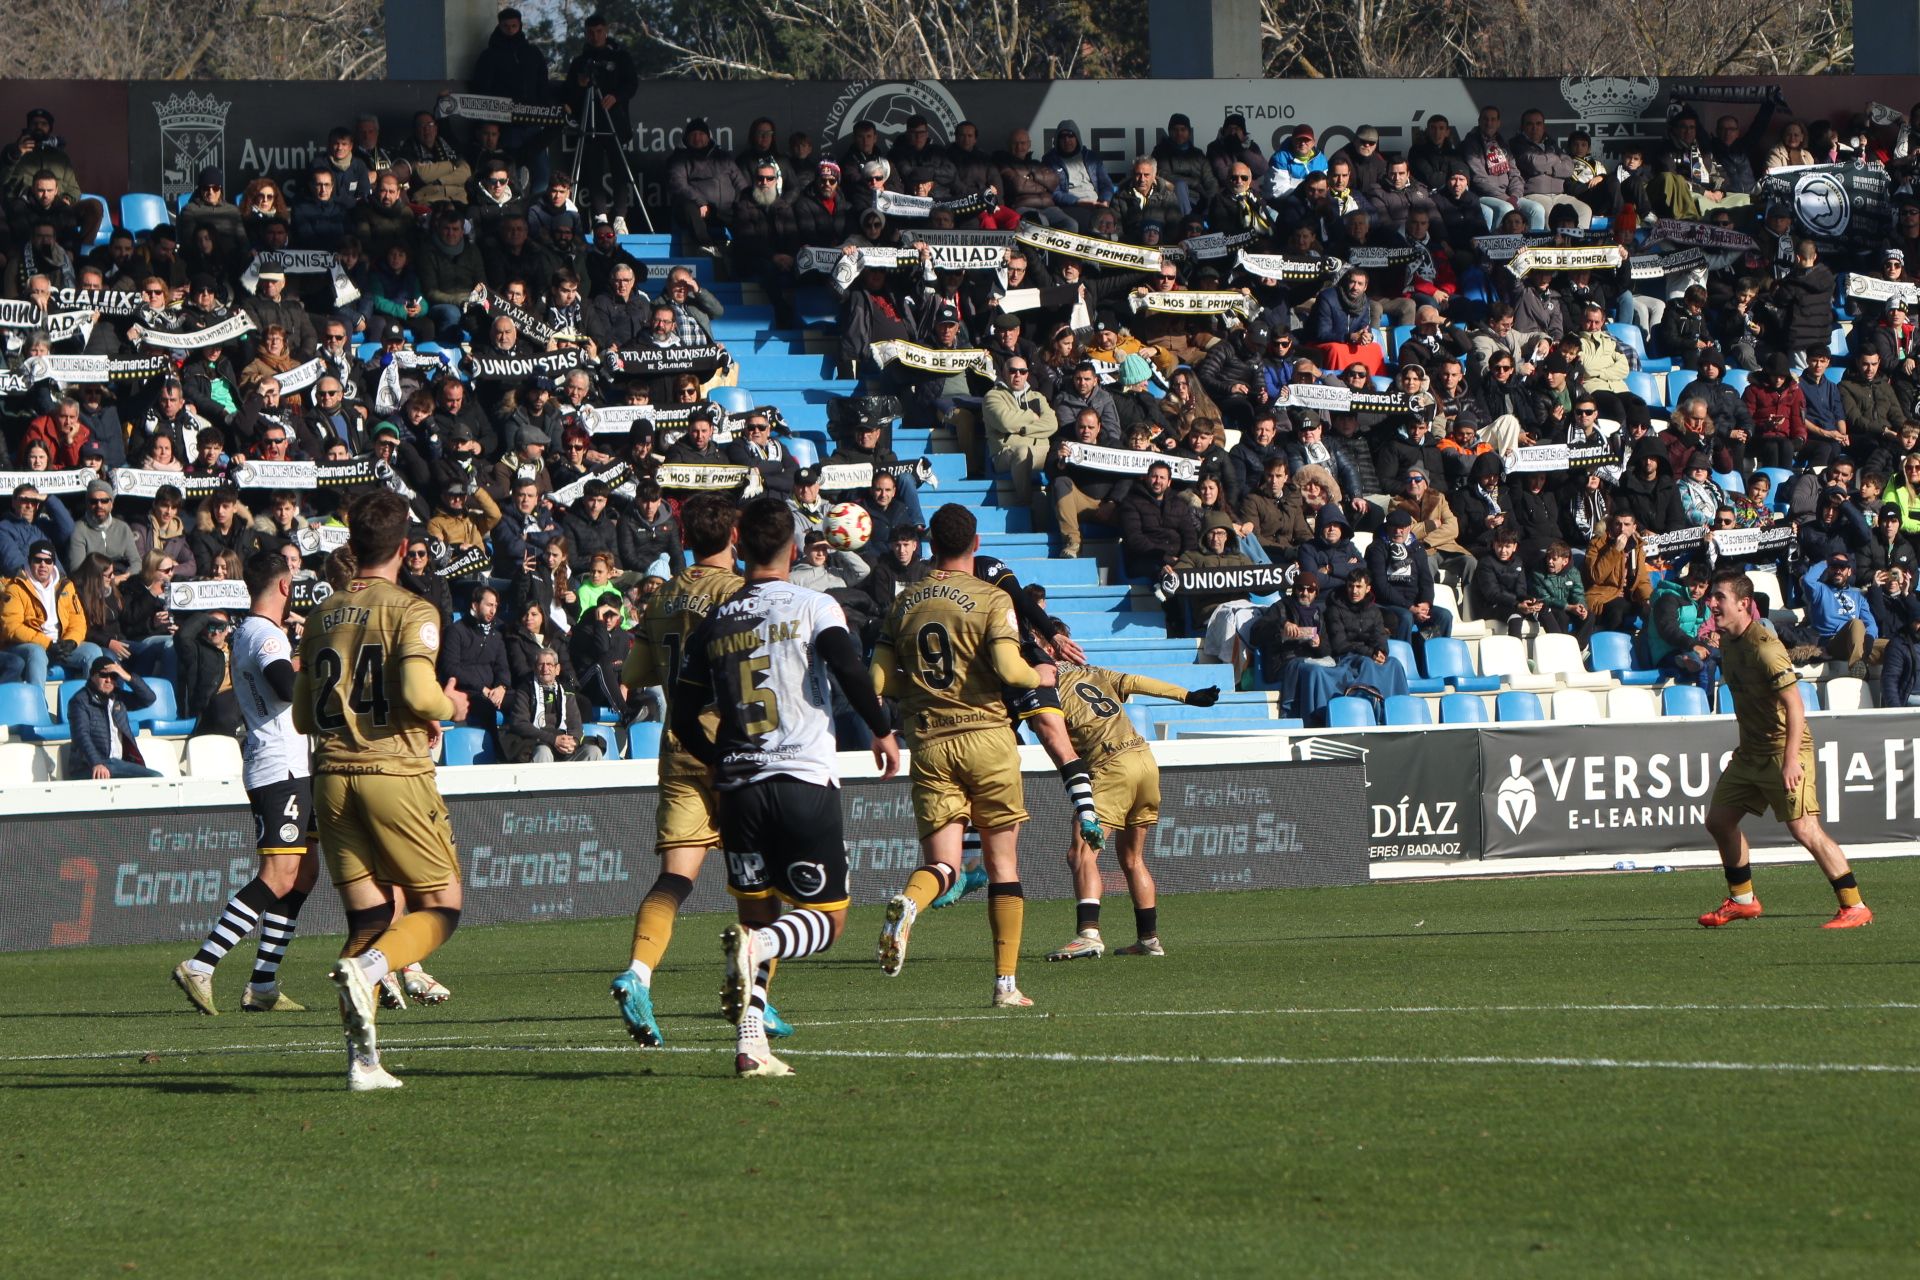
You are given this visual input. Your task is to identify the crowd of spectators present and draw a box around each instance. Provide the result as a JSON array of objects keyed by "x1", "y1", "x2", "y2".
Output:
[{"x1": 4, "y1": 12, "x2": 1920, "y2": 755}]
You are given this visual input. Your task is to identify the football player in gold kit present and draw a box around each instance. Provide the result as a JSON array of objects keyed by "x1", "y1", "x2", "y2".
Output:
[
  {"x1": 1696, "y1": 571, "x2": 1873, "y2": 930},
  {"x1": 295, "y1": 490, "x2": 469, "y2": 1092},
  {"x1": 870, "y1": 504, "x2": 1044, "y2": 1006},
  {"x1": 1034, "y1": 620, "x2": 1219, "y2": 961}
]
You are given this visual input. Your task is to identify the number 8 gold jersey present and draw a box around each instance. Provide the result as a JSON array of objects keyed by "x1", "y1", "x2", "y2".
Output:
[
  {"x1": 873, "y1": 569, "x2": 1034, "y2": 745},
  {"x1": 300, "y1": 578, "x2": 446, "y2": 776}
]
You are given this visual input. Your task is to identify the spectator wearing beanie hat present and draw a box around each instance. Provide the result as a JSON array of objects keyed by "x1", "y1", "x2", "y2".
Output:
[{"x1": 1150, "y1": 112, "x2": 1217, "y2": 208}]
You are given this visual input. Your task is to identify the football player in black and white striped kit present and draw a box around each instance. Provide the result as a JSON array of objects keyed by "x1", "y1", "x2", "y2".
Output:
[
  {"x1": 172, "y1": 550, "x2": 321, "y2": 1014},
  {"x1": 674, "y1": 496, "x2": 900, "y2": 1077}
]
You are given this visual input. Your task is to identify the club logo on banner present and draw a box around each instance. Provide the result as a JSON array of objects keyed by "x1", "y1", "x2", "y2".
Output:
[
  {"x1": 155, "y1": 90, "x2": 231, "y2": 205},
  {"x1": 1794, "y1": 169, "x2": 1851, "y2": 238},
  {"x1": 1494, "y1": 754, "x2": 1538, "y2": 833},
  {"x1": 823, "y1": 80, "x2": 964, "y2": 146}
]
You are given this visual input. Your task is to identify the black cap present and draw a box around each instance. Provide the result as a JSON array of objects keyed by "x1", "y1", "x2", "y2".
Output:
[
  {"x1": 1882, "y1": 504, "x2": 1904, "y2": 522},
  {"x1": 1385, "y1": 509, "x2": 1413, "y2": 529},
  {"x1": 79, "y1": 442, "x2": 105, "y2": 459},
  {"x1": 934, "y1": 303, "x2": 961, "y2": 326},
  {"x1": 447, "y1": 422, "x2": 477, "y2": 443},
  {"x1": 188, "y1": 272, "x2": 219, "y2": 294},
  {"x1": 196, "y1": 167, "x2": 223, "y2": 190},
  {"x1": 1244, "y1": 320, "x2": 1273, "y2": 347},
  {"x1": 1224, "y1": 111, "x2": 1248, "y2": 130},
  {"x1": 685, "y1": 117, "x2": 711, "y2": 136},
  {"x1": 26, "y1": 108, "x2": 53, "y2": 126},
  {"x1": 991, "y1": 313, "x2": 1021, "y2": 333},
  {"x1": 795, "y1": 466, "x2": 820, "y2": 486},
  {"x1": 1538, "y1": 354, "x2": 1570, "y2": 375},
  {"x1": 1697, "y1": 345, "x2": 1725, "y2": 367},
  {"x1": 1168, "y1": 113, "x2": 1192, "y2": 131},
  {"x1": 1095, "y1": 308, "x2": 1121, "y2": 332}
]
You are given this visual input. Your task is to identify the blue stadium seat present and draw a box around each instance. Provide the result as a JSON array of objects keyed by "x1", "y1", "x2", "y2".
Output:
[
  {"x1": 1754, "y1": 467, "x2": 1794, "y2": 512},
  {"x1": 1798, "y1": 681, "x2": 1821, "y2": 714},
  {"x1": 128, "y1": 678, "x2": 194, "y2": 735},
  {"x1": 120, "y1": 193, "x2": 169, "y2": 236},
  {"x1": 787, "y1": 436, "x2": 819, "y2": 468},
  {"x1": 627, "y1": 721, "x2": 663, "y2": 759},
  {"x1": 1587, "y1": 630, "x2": 1661, "y2": 686},
  {"x1": 83, "y1": 194, "x2": 114, "y2": 248},
  {"x1": 1713, "y1": 470, "x2": 1744, "y2": 493},
  {"x1": 1383, "y1": 695, "x2": 1432, "y2": 725},
  {"x1": 1662, "y1": 684, "x2": 1711, "y2": 717},
  {"x1": 0, "y1": 683, "x2": 51, "y2": 733},
  {"x1": 1422, "y1": 636, "x2": 1500, "y2": 692},
  {"x1": 1495, "y1": 690, "x2": 1544, "y2": 721},
  {"x1": 582, "y1": 724, "x2": 618, "y2": 759},
  {"x1": 1389, "y1": 325, "x2": 1414, "y2": 358},
  {"x1": 1326, "y1": 696, "x2": 1377, "y2": 727},
  {"x1": 1387, "y1": 639, "x2": 1444, "y2": 694},
  {"x1": 1829, "y1": 327, "x2": 1850, "y2": 359},
  {"x1": 1439, "y1": 692, "x2": 1488, "y2": 723},
  {"x1": 441, "y1": 727, "x2": 490, "y2": 766},
  {"x1": 1626, "y1": 371, "x2": 1661, "y2": 407},
  {"x1": 1720, "y1": 369, "x2": 1749, "y2": 395},
  {"x1": 1717, "y1": 682, "x2": 1734, "y2": 713},
  {"x1": 56, "y1": 678, "x2": 87, "y2": 720},
  {"x1": 710, "y1": 386, "x2": 757, "y2": 415},
  {"x1": 1607, "y1": 322, "x2": 1646, "y2": 357}
]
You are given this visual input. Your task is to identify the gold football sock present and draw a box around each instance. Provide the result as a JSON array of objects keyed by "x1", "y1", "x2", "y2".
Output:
[
  {"x1": 631, "y1": 873, "x2": 695, "y2": 969},
  {"x1": 988, "y1": 882, "x2": 1024, "y2": 978},
  {"x1": 903, "y1": 864, "x2": 956, "y2": 912},
  {"x1": 373, "y1": 907, "x2": 458, "y2": 972},
  {"x1": 1831, "y1": 873, "x2": 1863, "y2": 908}
]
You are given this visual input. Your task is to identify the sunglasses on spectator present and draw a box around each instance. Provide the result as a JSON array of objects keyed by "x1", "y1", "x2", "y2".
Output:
[
  {"x1": 207, "y1": 622, "x2": 231, "y2": 633},
  {"x1": 1345, "y1": 367, "x2": 1368, "y2": 377},
  {"x1": 1231, "y1": 173, "x2": 1252, "y2": 183},
  {"x1": 1576, "y1": 406, "x2": 1598, "y2": 415},
  {"x1": 407, "y1": 548, "x2": 429, "y2": 558},
  {"x1": 1007, "y1": 364, "x2": 1028, "y2": 373},
  {"x1": 159, "y1": 562, "x2": 176, "y2": 573},
  {"x1": 142, "y1": 287, "x2": 166, "y2": 297},
  {"x1": 89, "y1": 495, "x2": 112, "y2": 504},
  {"x1": 29, "y1": 554, "x2": 54, "y2": 564},
  {"x1": 755, "y1": 175, "x2": 778, "y2": 184}
]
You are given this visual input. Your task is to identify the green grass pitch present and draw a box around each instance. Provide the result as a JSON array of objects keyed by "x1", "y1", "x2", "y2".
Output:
[{"x1": 3, "y1": 863, "x2": 1917, "y2": 1277}]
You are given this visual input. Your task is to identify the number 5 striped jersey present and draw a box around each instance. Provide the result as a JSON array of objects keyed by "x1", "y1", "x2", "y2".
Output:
[
  {"x1": 873, "y1": 568, "x2": 1038, "y2": 744},
  {"x1": 298, "y1": 577, "x2": 445, "y2": 776}
]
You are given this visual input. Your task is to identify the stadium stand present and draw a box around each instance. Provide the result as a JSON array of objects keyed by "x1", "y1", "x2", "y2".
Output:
[{"x1": 0, "y1": 67, "x2": 1912, "y2": 779}]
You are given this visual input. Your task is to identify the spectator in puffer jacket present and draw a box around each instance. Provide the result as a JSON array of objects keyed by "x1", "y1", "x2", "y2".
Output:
[
  {"x1": 1149, "y1": 113, "x2": 1217, "y2": 210},
  {"x1": 665, "y1": 118, "x2": 746, "y2": 256},
  {"x1": 64, "y1": 657, "x2": 158, "y2": 779}
]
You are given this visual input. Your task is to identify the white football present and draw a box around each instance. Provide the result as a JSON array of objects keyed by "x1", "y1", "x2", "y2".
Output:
[{"x1": 824, "y1": 502, "x2": 873, "y2": 551}]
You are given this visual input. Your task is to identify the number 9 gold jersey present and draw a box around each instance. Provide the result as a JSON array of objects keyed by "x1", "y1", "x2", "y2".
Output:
[
  {"x1": 874, "y1": 569, "x2": 1035, "y2": 745},
  {"x1": 299, "y1": 578, "x2": 447, "y2": 776}
]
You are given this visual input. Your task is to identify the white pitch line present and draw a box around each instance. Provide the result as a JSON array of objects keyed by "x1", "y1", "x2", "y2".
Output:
[
  {"x1": 96, "y1": 1040, "x2": 1920, "y2": 1076},
  {"x1": 6, "y1": 1001, "x2": 1917, "y2": 1064},
  {"x1": 11, "y1": 997, "x2": 1920, "y2": 1074}
]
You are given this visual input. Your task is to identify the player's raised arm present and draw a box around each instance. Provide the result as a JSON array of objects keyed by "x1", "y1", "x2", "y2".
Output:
[{"x1": 1118, "y1": 672, "x2": 1220, "y2": 705}]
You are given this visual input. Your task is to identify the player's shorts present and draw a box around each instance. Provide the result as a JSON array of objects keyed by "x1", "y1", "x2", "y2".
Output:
[
  {"x1": 1711, "y1": 744, "x2": 1819, "y2": 822},
  {"x1": 315, "y1": 771, "x2": 460, "y2": 892},
  {"x1": 656, "y1": 771, "x2": 720, "y2": 854},
  {"x1": 910, "y1": 725, "x2": 1028, "y2": 838},
  {"x1": 248, "y1": 776, "x2": 315, "y2": 856},
  {"x1": 1002, "y1": 683, "x2": 1064, "y2": 723},
  {"x1": 718, "y1": 777, "x2": 849, "y2": 910},
  {"x1": 1003, "y1": 649, "x2": 1064, "y2": 723},
  {"x1": 1092, "y1": 748, "x2": 1160, "y2": 830}
]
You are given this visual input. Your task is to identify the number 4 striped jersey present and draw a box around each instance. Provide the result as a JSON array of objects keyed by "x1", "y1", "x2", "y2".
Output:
[
  {"x1": 873, "y1": 568, "x2": 1036, "y2": 745},
  {"x1": 298, "y1": 577, "x2": 444, "y2": 776}
]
